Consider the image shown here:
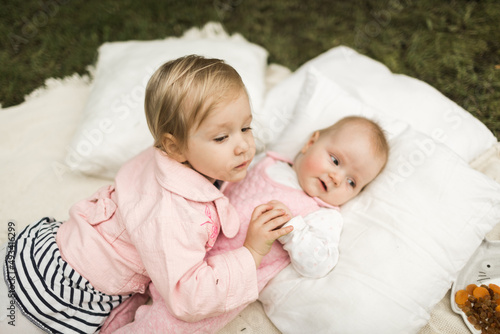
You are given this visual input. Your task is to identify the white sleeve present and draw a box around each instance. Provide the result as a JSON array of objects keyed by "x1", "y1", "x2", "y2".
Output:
[{"x1": 278, "y1": 208, "x2": 343, "y2": 278}]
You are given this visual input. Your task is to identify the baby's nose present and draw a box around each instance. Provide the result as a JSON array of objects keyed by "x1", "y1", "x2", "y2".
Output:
[{"x1": 329, "y1": 171, "x2": 344, "y2": 186}]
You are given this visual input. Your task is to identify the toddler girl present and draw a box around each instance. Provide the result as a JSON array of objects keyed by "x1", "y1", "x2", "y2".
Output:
[{"x1": 1, "y1": 55, "x2": 292, "y2": 333}]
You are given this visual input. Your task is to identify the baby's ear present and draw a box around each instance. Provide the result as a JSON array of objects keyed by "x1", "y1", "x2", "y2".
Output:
[
  {"x1": 162, "y1": 134, "x2": 187, "y2": 163},
  {"x1": 301, "y1": 131, "x2": 320, "y2": 154}
]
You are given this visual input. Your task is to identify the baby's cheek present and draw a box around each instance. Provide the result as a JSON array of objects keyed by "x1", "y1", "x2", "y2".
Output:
[{"x1": 303, "y1": 158, "x2": 322, "y2": 174}]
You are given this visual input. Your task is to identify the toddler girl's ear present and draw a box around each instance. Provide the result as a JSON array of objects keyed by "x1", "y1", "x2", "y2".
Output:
[
  {"x1": 162, "y1": 133, "x2": 187, "y2": 163},
  {"x1": 300, "y1": 131, "x2": 320, "y2": 154}
]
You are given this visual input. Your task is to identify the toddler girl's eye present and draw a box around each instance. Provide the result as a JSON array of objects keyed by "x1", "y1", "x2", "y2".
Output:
[
  {"x1": 242, "y1": 127, "x2": 252, "y2": 133},
  {"x1": 348, "y1": 179, "x2": 356, "y2": 188},
  {"x1": 330, "y1": 155, "x2": 339, "y2": 166},
  {"x1": 214, "y1": 135, "x2": 228, "y2": 142}
]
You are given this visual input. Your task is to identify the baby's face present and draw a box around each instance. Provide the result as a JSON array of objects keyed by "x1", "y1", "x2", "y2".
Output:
[{"x1": 293, "y1": 125, "x2": 385, "y2": 206}]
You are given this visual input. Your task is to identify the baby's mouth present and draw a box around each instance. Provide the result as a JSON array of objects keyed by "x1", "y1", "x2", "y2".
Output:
[{"x1": 320, "y1": 179, "x2": 327, "y2": 191}]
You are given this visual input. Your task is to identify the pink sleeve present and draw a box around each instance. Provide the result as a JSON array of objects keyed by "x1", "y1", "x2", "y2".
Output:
[{"x1": 131, "y1": 214, "x2": 258, "y2": 323}]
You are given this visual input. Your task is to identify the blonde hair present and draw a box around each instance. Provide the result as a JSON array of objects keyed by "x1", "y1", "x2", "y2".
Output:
[
  {"x1": 321, "y1": 116, "x2": 389, "y2": 169},
  {"x1": 145, "y1": 55, "x2": 247, "y2": 151}
]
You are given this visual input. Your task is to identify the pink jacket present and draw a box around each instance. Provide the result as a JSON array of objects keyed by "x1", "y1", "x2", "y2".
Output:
[{"x1": 56, "y1": 147, "x2": 258, "y2": 322}]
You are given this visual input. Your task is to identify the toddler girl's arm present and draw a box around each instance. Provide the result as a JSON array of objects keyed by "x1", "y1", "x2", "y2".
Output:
[
  {"x1": 130, "y1": 215, "x2": 258, "y2": 323},
  {"x1": 278, "y1": 208, "x2": 343, "y2": 278}
]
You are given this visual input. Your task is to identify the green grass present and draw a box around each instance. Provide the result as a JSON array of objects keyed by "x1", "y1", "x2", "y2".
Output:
[{"x1": 1, "y1": 0, "x2": 499, "y2": 139}]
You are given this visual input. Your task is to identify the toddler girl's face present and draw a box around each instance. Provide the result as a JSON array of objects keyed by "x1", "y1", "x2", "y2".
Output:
[
  {"x1": 182, "y1": 91, "x2": 256, "y2": 183},
  {"x1": 293, "y1": 124, "x2": 385, "y2": 206}
]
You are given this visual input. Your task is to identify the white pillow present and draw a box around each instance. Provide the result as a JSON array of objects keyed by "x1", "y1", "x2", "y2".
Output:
[
  {"x1": 259, "y1": 45, "x2": 497, "y2": 162},
  {"x1": 260, "y1": 124, "x2": 500, "y2": 334},
  {"x1": 66, "y1": 24, "x2": 268, "y2": 179},
  {"x1": 268, "y1": 66, "x2": 406, "y2": 161},
  {"x1": 260, "y1": 70, "x2": 500, "y2": 333}
]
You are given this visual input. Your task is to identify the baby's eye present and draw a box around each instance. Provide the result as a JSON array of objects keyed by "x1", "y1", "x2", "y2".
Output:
[
  {"x1": 242, "y1": 126, "x2": 252, "y2": 133},
  {"x1": 330, "y1": 155, "x2": 339, "y2": 166},
  {"x1": 214, "y1": 135, "x2": 228, "y2": 142},
  {"x1": 348, "y1": 179, "x2": 356, "y2": 188}
]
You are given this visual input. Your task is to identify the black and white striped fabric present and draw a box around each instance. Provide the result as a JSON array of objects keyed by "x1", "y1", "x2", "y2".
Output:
[{"x1": 3, "y1": 217, "x2": 130, "y2": 333}]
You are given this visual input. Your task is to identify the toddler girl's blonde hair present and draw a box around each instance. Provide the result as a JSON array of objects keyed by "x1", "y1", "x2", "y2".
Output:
[{"x1": 145, "y1": 54, "x2": 247, "y2": 151}]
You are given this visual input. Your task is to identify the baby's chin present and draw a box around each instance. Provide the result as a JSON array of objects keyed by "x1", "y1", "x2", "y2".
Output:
[
  {"x1": 304, "y1": 192, "x2": 340, "y2": 207},
  {"x1": 318, "y1": 194, "x2": 348, "y2": 207}
]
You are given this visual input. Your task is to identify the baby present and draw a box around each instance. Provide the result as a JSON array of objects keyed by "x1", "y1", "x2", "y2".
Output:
[{"x1": 214, "y1": 115, "x2": 389, "y2": 284}]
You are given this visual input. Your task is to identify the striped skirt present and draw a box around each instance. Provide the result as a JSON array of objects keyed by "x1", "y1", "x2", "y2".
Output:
[{"x1": 3, "y1": 217, "x2": 130, "y2": 333}]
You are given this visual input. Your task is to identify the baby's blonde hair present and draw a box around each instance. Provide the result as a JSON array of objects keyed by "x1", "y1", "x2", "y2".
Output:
[
  {"x1": 145, "y1": 55, "x2": 247, "y2": 151},
  {"x1": 321, "y1": 116, "x2": 389, "y2": 169}
]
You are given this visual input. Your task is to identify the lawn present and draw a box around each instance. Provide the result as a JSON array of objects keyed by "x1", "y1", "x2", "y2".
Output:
[{"x1": 1, "y1": 0, "x2": 498, "y2": 139}]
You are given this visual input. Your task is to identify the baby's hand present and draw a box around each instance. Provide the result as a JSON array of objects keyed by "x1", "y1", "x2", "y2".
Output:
[{"x1": 243, "y1": 202, "x2": 293, "y2": 268}]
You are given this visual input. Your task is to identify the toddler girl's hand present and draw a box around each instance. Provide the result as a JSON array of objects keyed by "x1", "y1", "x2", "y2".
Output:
[
  {"x1": 266, "y1": 200, "x2": 293, "y2": 219},
  {"x1": 243, "y1": 201, "x2": 293, "y2": 268}
]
